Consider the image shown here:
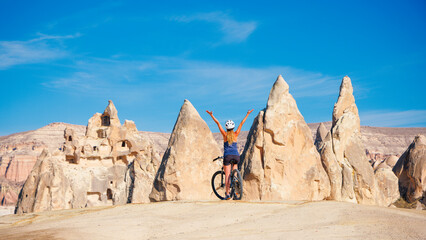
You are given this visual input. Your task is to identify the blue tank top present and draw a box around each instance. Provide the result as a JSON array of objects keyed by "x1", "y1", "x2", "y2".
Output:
[{"x1": 224, "y1": 142, "x2": 239, "y2": 156}]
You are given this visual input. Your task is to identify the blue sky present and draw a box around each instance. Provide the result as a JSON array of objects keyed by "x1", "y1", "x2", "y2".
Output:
[{"x1": 0, "y1": 0, "x2": 425, "y2": 135}]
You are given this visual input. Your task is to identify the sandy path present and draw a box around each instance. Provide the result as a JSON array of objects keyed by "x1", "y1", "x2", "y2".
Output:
[{"x1": 0, "y1": 201, "x2": 425, "y2": 240}]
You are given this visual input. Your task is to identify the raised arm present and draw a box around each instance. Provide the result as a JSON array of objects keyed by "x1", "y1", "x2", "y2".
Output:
[
  {"x1": 235, "y1": 109, "x2": 254, "y2": 136},
  {"x1": 206, "y1": 110, "x2": 226, "y2": 138}
]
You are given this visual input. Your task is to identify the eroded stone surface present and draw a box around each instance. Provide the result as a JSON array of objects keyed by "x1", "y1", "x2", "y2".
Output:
[
  {"x1": 15, "y1": 101, "x2": 160, "y2": 213},
  {"x1": 374, "y1": 167, "x2": 400, "y2": 206},
  {"x1": 0, "y1": 123, "x2": 86, "y2": 206},
  {"x1": 150, "y1": 100, "x2": 221, "y2": 201},
  {"x1": 319, "y1": 76, "x2": 399, "y2": 206},
  {"x1": 314, "y1": 122, "x2": 328, "y2": 151},
  {"x1": 0, "y1": 179, "x2": 19, "y2": 205},
  {"x1": 393, "y1": 135, "x2": 426, "y2": 204},
  {"x1": 241, "y1": 75, "x2": 330, "y2": 201}
]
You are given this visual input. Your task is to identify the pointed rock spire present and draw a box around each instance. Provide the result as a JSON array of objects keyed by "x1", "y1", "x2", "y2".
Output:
[
  {"x1": 332, "y1": 76, "x2": 360, "y2": 130},
  {"x1": 86, "y1": 100, "x2": 121, "y2": 138},
  {"x1": 264, "y1": 75, "x2": 303, "y2": 145},
  {"x1": 266, "y1": 75, "x2": 290, "y2": 108},
  {"x1": 104, "y1": 100, "x2": 118, "y2": 118},
  {"x1": 241, "y1": 75, "x2": 330, "y2": 201},
  {"x1": 320, "y1": 76, "x2": 395, "y2": 206},
  {"x1": 103, "y1": 100, "x2": 121, "y2": 127},
  {"x1": 150, "y1": 99, "x2": 221, "y2": 201}
]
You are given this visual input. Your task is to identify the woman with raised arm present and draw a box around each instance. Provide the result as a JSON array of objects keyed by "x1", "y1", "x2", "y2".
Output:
[{"x1": 206, "y1": 109, "x2": 254, "y2": 200}]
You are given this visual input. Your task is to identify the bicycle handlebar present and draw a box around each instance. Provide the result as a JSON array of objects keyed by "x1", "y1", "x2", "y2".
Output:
[{"x1": 212, "y1": 156, "x2": 223, "y2": 162}]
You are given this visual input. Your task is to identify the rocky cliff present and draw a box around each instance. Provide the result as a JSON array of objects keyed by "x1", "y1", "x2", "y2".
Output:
[{"x1": 0, "y1": 123, "x2": 86, "y2": 206}]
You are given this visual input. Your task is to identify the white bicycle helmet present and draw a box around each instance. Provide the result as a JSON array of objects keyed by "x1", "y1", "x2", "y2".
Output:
[{"x1": 225, "y1": 120, "x2": 235, "y2": 130}]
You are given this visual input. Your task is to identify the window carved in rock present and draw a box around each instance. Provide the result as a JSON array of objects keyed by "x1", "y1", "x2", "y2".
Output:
[
  {"x1": 97, "y1": 129, "x2": 106, "y2": 138},
  {"x1": 107, "y1": 189, "x2": 113, "y2": 200},
  {"x1": 102, "y1": 116, "x2": 110, "y2": 126}
]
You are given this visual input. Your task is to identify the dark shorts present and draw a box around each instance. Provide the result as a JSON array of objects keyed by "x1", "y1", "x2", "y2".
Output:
[{"x1": 224, "y1": 155, "x2": 240, "y2": 166}]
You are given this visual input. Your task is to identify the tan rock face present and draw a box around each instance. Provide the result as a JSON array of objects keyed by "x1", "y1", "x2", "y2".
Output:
[
  {"x1": 308, "y1": 122, "x2": 426, "y2": 163},
  {"x1": 0, "y1": 179, "x2": 19, "y2": 205},
  {"x1": 0, "y1": 157, "x2": 11, "y2": 178},
  {"x1": 332, "y1": 77, "x2": 360, "y2": 130},
  {"x1": 0, "y1": 154, "x2": 38, "y2": 206},
  {"x1": 241, "y1": 75, "x2": 330, "y2": 201},
  {"x1": 385, "y1": 156, "x2": 399, "y2": 168},
  {"x1": 4, "y1": 155, "x2": 37, "y2": 182},
  {"x1": 314, "y1": 122, "x2": 328, "y2": 151},
  {"x1": 15, "y1": 101, "x2": 160, "y2": 214},
  {"x1": 319, "y1": 76, "x2": 398, "y2": 206},
  {"x1": 0, "y1": 123, "x2": 86, "y2": 206},
  {"x1": 372, "y1": 159, "x2": 384, "y2": 171},
  {"x1": 371, "y1": 155, "x2": 399, "y2": 172},
  {"x1": 393, "y1": 135, "x2": 426, "y2": 204},
  {"x1": 150, "y1": 100, "x2": 221, "y2": 201},
  {"x1": 374, "y1": 168, "x2": 400, "y2": 206}
]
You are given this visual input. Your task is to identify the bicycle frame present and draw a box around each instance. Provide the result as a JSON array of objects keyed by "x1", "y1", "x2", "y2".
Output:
[{"x1": 212, "y1": 156, "x2": 242, "y2": 199}]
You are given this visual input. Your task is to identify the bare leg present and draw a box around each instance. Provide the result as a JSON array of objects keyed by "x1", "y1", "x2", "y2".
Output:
[
  {"x1": 224, "y1": 164, "x2": 231, "y2": 196},
  {"x1": 232, "y1": 163, "x2": 238, "y2": 172}
]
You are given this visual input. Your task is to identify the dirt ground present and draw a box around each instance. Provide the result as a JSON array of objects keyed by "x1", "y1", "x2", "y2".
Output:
[{"x1": 0, "y1": 200, "x2": 425, "y2": 240}]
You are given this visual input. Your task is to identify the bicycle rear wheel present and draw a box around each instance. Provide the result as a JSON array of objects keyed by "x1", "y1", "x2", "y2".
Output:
[
  {"x1": 211, "y1": 170, "x2": 226, "y2": 200},
  {"x1": 230, "y1": 169, "x2": 243, "y2": 200}
]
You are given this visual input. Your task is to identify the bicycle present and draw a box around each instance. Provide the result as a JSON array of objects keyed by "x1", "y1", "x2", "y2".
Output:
[{"x1": 211, "y1": 156, "x2": 243, "y2": 200}]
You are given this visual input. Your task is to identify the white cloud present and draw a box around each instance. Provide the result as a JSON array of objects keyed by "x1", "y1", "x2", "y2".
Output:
[
  {"x1": 172, "y1": 11, "x2": 258, "y2": 44},
  {"x1": 45, "y1": 72, "x2": 101, "y2": 91},
  {"x1": 30, "y1": 33, "x2": 81, "y2": 42},
  {"x1": 0, "y1": 33, "x2": 79, "y2": 70},
  {"x1": 360, "y1": 110, "x2": 426, "y2": 127},
  {"x1": 42, "y1": 56, "x2": 339, "y2": 104}
]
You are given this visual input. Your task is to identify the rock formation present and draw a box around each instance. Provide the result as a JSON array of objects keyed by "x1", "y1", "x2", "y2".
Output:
[
  {"x1": 314, "y1": 122, "x2": 328, "y2": 151},
  {"x1": 15, "y1": 101, "x2": 160, "y2": 213},
  {"x1": 308, "y1": 122, "x2": 426, "y2": 164},
  {"x1": 372, "y1": 156, "x2": 400, "y2": 207},
  {"x1": 0, "y1": 155, "x2": 37, "y2": 207},
  {"x1": 0, "y1": 122, "x2": 86, "y2": 206},
  {"x1": 371, "y1": 155, "x2": 399, "y2": 172},
  {"x1": 319, "y1": 76, "x2": 399, "y2": 206},
  {"x1": 2, "y1": 118, "x2": 424, "y2": 207},
  {"x1": 3, "y1": 155, "x2": 37, "y2": 182},
  {"x1": 0, "y1": 179, "x2": 20, "y2": 205},
  {"x1": 385, "y1": 155, "x2": 399, "y2": 168},
  {"x1": 393, "y1": 135, "x2": 426, "y2": 206},
  {"x1": 150, "y1": 100, "x2": 221, "y2": 201},
  {"x1": 240, "y1": 75, "x2": 330, "y2": 201},
  {"x1": 374, "y1": 167, "x2": 400, "y2": 206}
]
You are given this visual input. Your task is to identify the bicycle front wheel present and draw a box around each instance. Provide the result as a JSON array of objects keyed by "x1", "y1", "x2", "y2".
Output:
[
  {"x1": 211, "y1": 170, "x2": 226, "y2": 200},
  {"x1": 230, "y1": 169, "x2": 243, "y2": 200}
]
